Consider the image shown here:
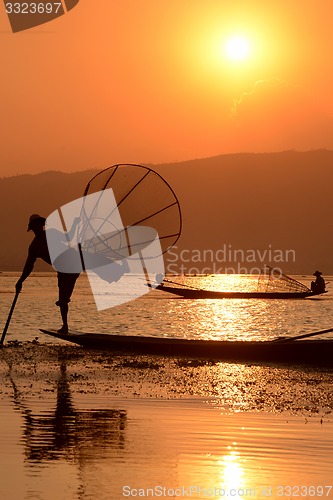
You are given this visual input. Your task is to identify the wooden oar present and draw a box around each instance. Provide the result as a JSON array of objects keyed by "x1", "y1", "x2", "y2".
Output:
[
  {"x1": 272, "y1": 327, "x2": 333, "y2": 343},
  {"x1": 0, "y1": 291, "x2": 20, "y2": 347}
]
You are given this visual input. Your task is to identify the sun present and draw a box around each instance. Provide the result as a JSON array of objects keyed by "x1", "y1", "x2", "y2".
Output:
[{"x1": 225, "y1": 36, "x2": 251, "y2": 61}]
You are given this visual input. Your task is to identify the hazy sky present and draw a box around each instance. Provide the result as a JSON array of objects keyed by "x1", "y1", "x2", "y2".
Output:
[{"x1": 1, "y1": 0, "x2": 333, "y2": 176}]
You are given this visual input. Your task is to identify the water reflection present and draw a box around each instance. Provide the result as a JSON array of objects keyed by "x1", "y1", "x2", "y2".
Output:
[
  {"x1": 1, "y1": 381, "x2": 333, "y2": 500},
  {"x1": 9, "y1": 356, "x2": 127, "y2": 465},
  {"x1": 218, "y1": 446, "x2": 245, "y2": 499}
]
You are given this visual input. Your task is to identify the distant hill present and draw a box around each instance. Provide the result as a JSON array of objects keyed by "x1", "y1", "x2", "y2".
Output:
[
  {"x1": 1, "y1": 151, "x2": 333, "y2": 274},
  {"x1": 0, "y1": 170, "x2": 95, "y2": 271}
]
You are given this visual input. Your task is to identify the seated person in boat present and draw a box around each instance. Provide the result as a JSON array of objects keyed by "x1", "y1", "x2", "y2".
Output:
[{"x1": 311, "y1": 271, "x2": 326, "y2": 294}]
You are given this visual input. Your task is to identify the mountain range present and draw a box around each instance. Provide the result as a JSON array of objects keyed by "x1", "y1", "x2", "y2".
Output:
[{"x1": 1, "y1": 150, "x2": 332, "y2": 274}]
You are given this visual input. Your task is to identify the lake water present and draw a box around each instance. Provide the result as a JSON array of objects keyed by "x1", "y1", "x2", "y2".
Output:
[
  {"x1": 1, "y1": 272, "x2": 333, "y2": 343},
  {"x1": 1, "y1": 273, "x2": 333, "y2": 499},
  {"x1": 0, "y1": 395, "x2": 333, "y2": 500}
]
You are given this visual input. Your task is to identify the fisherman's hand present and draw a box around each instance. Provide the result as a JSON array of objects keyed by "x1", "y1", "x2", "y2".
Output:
[{"x1": 15, "y1": 279, "x2": 23, "y2": 293}]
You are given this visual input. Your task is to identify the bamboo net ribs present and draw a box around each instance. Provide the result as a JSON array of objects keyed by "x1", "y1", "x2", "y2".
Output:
[{"x1": 257, "y1": 266, "x2": 310, "y2": 294}]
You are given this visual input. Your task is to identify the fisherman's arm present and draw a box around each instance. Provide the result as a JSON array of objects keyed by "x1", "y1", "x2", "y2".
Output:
[{"x1": 15, "y1": 253, "x2": 36, "y2": 292}]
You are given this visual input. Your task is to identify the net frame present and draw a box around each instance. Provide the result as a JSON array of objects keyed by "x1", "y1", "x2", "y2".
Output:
[{"x1": 78, "y1": 164, "x2": 182, "y2": 261}]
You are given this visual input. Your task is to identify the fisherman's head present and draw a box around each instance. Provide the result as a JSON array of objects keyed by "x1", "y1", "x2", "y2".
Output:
[
  {"x1": 313, "y1": 270, "x2": 322, "y2": 277},
  {"x1": 27, "y1": 214, "x2": 46, "y2": 233}
]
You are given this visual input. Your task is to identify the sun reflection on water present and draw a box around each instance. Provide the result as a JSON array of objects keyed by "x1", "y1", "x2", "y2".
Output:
[
  {"x1": 162, "y1": 274, "x2": 333, "y2": 342},
  {"x1": 220, "y1": 446, "x2": 244, "y2": 492}
]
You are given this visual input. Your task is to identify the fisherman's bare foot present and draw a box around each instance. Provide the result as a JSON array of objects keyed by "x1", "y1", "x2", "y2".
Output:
[{"x1": 57, "y1": 325, "x2": 69, "y2": 334}]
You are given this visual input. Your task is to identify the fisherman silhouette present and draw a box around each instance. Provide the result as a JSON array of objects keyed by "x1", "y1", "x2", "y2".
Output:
[
  {"x1": 16, "y1": 214, "x2": 81, "y2": 333},
  {"x1": 16, "y1": 214, "x2": 131, "y2": 331},
  {"x1": 311, "y1": 271, "x2": 326, "y2": 294}
]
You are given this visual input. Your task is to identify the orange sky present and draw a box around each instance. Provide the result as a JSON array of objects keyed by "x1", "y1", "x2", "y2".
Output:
[{"x1": 1, "y1": 0, "x2": 333, "y2": 176}]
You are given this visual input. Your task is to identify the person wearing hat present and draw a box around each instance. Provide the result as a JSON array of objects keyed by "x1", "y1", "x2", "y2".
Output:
[
  {"x1": 310, "y1": 271, "x2": 326, "y2": 295},
  {"x1": 15, "y1": 214, "x2": 80, "y2": 333}
]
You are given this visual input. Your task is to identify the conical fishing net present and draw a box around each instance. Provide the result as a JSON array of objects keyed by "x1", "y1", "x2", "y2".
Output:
[
  {"x1": 46, "y1": 164, "x2": 182, "y2": 310},
  {"x1": 257, "y1": 266, "x2": 310, "y2": 293},
  {"x1": 80, "y1": 164, "x2": 182, "y2": 260}
]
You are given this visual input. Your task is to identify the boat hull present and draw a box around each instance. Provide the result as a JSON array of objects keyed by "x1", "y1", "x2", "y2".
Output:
[
  {"x1": 156, "y1": 285, "x2": 319, "y2": 299},
  {"x1": 39, "y1": 330, "x2": 333, "y2": 368}
]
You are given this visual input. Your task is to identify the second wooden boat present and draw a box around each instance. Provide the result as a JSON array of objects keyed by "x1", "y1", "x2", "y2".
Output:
[
  {"x1": 157, "y1": 267, "x2": 326, "y2": 299},
  {"x1": 156, "y1": 284, "x2": 319, "y2": 299}
]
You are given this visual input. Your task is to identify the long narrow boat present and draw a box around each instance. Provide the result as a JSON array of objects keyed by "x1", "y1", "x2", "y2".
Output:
[
  {"x1": 156, "y1": 267, "x2": 327, "y2": 299},
  {"x1": 156, "y1": 284, "x2": 321, "y2": 299},
  {"x1": 40, "y1": 330, "x2": 333, "y2": 367}
]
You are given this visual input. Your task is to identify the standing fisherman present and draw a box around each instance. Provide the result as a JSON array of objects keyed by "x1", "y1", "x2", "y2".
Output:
[{"x1": 16, "y1": 214, "x2": 80, "y2": 333}]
